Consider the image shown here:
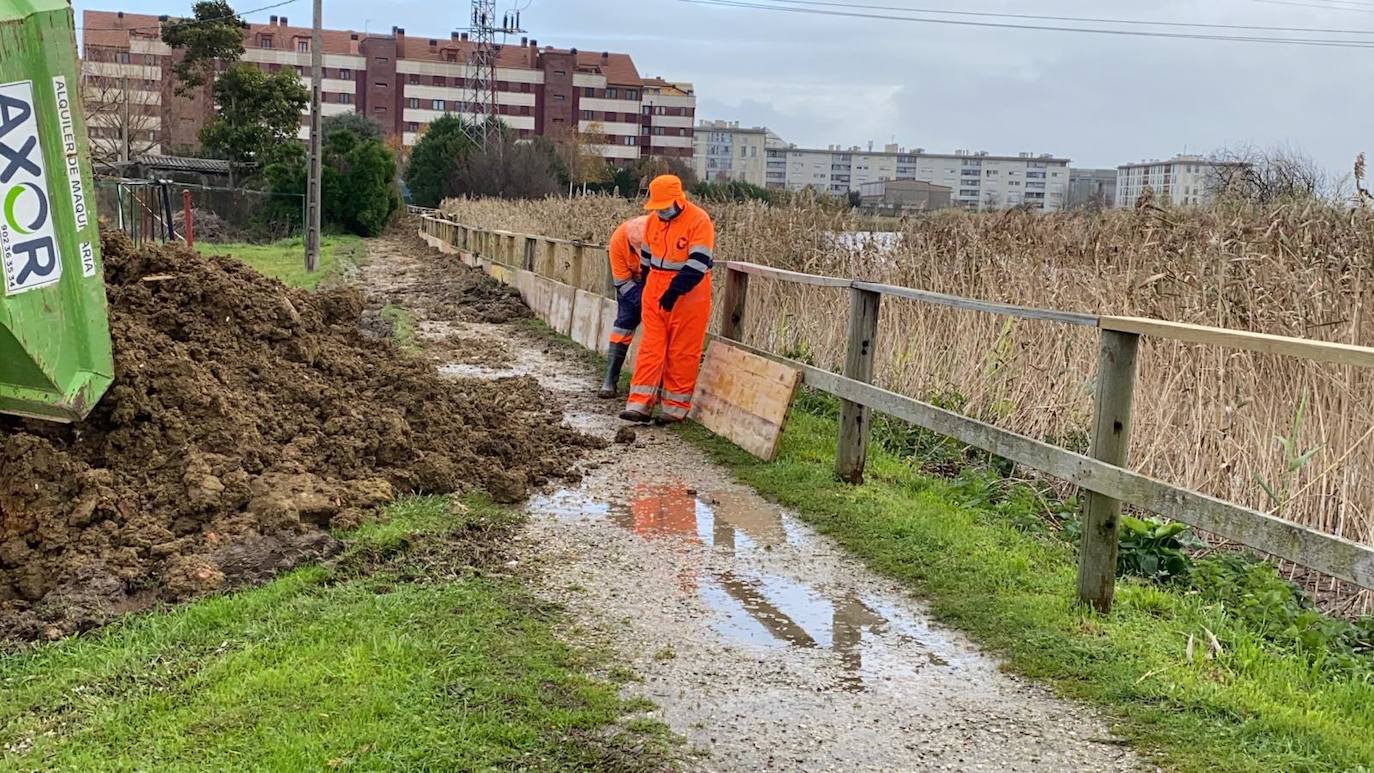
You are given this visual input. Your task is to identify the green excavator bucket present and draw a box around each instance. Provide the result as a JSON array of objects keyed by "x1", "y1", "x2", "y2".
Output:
[{"x1": 0, "y1": 0, "x2": 112, "y2": 422}]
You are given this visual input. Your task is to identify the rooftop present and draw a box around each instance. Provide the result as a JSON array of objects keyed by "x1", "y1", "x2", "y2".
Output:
[{"x1": 81, "y1": 10, "x2": 645, "y2": 84}]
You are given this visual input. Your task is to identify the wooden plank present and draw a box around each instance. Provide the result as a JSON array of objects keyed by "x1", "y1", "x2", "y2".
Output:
[
  {"x1": 718, "y1": 260, "x2": 853, "y2": 288},
  {"x1": 689, "y1": 341, "x2": 801, "y2": 461},
  {"x1": 719, "y1": 266, "x2": 750, "y2": 341},
  {"x1": 836, "y1": 287, "x2": 881, "y2": 483},
  {"x1": 548, "y1": 282, "x2": 576, "y2": 335},
  {"x1": 570, "y1": 290, "x2": 604, "y2": 351},
  {"x1": 1101, "y1": 315, "x2": 1374, "y2": 369},
  {"x1": 1078, "y1": 330, "x2": 1140, "y2": 612},
  {"x1": 720, "y1": 339, "x2": 1374, "y2": 590},
  {"x1": 855, "y1": 281, "x2": 1099, "y2": 327}
]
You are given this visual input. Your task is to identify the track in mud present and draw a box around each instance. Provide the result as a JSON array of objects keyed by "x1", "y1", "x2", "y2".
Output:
[
  {"x1": 0, "y1": 226, "x2": 595, "y2": 641},
  {"x1": 372, "y1": 230, "x2": 1144, "y2": 772}
]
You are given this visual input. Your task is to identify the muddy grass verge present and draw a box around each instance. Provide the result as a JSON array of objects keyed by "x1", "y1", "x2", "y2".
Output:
[
  {"x1": 0, "y1": 231, "x2": 597, "y2": 641},
  {"x1": 0, "y1": 495, "x2": 676, "y2": 771}
]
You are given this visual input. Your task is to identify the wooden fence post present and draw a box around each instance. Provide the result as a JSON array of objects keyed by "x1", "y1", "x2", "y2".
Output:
[
  {"x1": 602, "y1": 248, "x2": 616, "y2": 298},
  {"x1": 835, "y1": 287, "x2": 881, "y2": 483},
  {"x1": 720, "y1": 266, "x2": 749, "y2": 341},
  {"x1": 543, "y1": 239, "x2": 557, "y2": 278},
  {"x1": 1077, "y1": 329, "x2": 1141, "y2": 613},
  {"x1": 571, "y1": 243, "x2": 586, "y2": 289}
]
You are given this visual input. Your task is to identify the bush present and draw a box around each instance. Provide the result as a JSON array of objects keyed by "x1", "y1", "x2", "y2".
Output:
[
  {"x1": 262, "y1": 123, "x2": 400, "y2": 237},
  {"x1": 691, "y1": 180, "x2": 775, "y2": 204}
]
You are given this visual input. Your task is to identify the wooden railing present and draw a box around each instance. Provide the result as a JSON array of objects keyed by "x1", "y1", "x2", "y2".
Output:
[{"x1": 415, "y1": 213, "x2": 1374, "y2": 611}]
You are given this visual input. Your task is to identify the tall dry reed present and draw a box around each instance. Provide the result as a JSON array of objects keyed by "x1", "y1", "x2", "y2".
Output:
[{"x1": 441, "y1": 195, "x2": 1374, "y2": 596}]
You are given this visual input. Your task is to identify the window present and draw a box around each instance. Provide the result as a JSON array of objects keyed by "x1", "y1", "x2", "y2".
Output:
[
  {"x1": 432, "y1": 99, "x2": 444, "y2": 110},
  {"x1": 433, "y1": 75, "x2": 445, "y2": 86},
  {"x1": 656, "y1": 106, "x2": 665, "y2": 115},
  {"x1": 406, "y1": 122, "x2": 419, "y2": 132},
  {"x1": 584, "y1": 87, "x2": 595, "y2": 97},
  {"x1": 373, "y1": 107, "x2": 387, "y2": 115},
  {"x1": 297, "y1": 40, "x2": 308, "y2": 53},
  {"x1": 340, "y1": 68, "x2": 352, "y2": 78},
  {"x1": 678, "y1": 128, "x2": 687, "y2": 136},
  {"x1": 296, "y1": 66, "x2": 306, "y2": 76},
  {"x1": 374, "y1": 56, "x2": 389, "y2": 63},
  {"x1": 580, "y1": 110, "x2": 593, "y2": 120},
  {"x1": 554, "y1": 69, "x2": 566, "y2": 76},
  {"x1": 338, "y1": 93, "x2": 351, "y2": 104},
  {"x1": 625, "y1": 89, "x2": 638, "y2": 99},
  {"x1": 116, "y1": 51, "x2": 131, "y2": 63},
  {"x1": 407, "y1": 97, "x2": 419, "y2": 109},
  {"x1": 642, "y1": 105, "x2": 651, "y2": 115},
  {"x1": 553, "y1": 93, "x2": 565, "y2": 101},
  {"x1": 409, "y1": 74, "x2": 420, "y2": 84},
  {"x1": 623, "y1": 135, "x2": 636, "y2": 146},
  {"x1": 606, "y1": 87, "x2": 618, "y2": 99},
  {"x1": 375, "y1": 81, "x2": 387, "y2": 89},
  {"x1": 258, "y1": 36, "x2": 272, "y2": 49},
  {"x1": 446, "y1": 53, "x2": 456, "y2": 63}
]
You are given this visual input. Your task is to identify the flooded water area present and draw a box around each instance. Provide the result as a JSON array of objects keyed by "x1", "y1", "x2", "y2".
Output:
[
  {"x1": 523, "y1": 453, "x2": 1140, "y2": 771},
  {"x1": 530, "y1": 484, "x2": 964, "y2": 694}
]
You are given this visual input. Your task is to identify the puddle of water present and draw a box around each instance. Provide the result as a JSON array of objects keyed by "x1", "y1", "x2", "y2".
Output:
[{"x1": 528, "y1": 483, "x2": 964, "y2": 690}]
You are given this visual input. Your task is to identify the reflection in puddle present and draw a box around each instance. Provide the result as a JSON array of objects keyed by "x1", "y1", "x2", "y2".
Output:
[{"x1": 528, "y1": 483, "x2": 959, "y2": 690}]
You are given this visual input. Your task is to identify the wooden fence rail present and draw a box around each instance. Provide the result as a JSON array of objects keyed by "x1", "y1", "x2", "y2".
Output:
[{"x1": 415, "y1": 213, "x2": 1374, "y2": 609}]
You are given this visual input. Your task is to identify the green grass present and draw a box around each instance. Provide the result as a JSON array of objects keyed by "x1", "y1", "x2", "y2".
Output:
[
  {"x1": 198, "y1": 235, "x2": 366, "y2": 289},
  {"x1": 380, "y1": 304, "x2": 419, "y2": 351},
  {"x1": 677, "y1": 408, "x2": 1374, "y2": 773},
  {"x1": 0, "y1": 496, "x2": 671, "y2": 772}
]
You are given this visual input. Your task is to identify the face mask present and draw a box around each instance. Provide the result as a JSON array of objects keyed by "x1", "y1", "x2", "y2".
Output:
[{"x1": 657, "y1": 203, "x2": 680, "y2": 221}]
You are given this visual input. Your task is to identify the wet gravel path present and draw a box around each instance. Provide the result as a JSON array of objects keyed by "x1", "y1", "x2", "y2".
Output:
[{"x1": 375, "y1": 233, "x2": 1145, "y2": 772}]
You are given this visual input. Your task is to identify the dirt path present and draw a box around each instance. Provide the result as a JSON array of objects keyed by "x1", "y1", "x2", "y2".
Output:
[{"x1": 363, "y1": 230, "x2": 1144, "y2": 772}]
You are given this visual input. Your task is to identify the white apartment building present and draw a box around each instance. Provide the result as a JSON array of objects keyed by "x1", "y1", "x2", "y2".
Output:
[
  {"x1": 693, "y1": 120, "x2": 784, "y2": 186},
  {"x1": 765, "y1": 142, "x2": 1070, "y2": 211},
  {"x1": 1115, "y1": 155, "x2": 1242, "y2": 207}
]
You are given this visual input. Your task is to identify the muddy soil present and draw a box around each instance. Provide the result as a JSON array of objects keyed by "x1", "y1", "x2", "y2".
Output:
[
  {"x1": 384, "y1": 229, "x2": 1146, "y2": 771},
  {"x1": 0, "y1": 229, "x2": 594, "y2": 641}
]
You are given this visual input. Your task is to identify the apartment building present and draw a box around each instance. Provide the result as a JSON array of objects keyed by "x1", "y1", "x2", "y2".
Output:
[
  {"x1": 1115, "y1": 155, "x2": 1241, "y2": 207},
  {"x1": 692, "y1": 120, "x2": 784, "y2": 186},
  {"x1": 1066, "y1": 168, "x2": 1117, "y2": 209},
  {"x1": 80, "y1": 11, "x2": 695, "y2": 161},
  {"x1": 761, "y1": 141, "x2": 1070, "y2": 211}
]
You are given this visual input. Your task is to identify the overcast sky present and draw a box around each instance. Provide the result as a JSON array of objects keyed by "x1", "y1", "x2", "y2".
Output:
[{"x1": 76, "y1": 0, "x2": 1374, "y2": 174}]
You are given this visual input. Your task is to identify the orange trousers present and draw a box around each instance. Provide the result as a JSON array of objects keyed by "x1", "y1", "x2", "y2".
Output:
[{"x1": 625, "y1": 269, "x2": 712, "y2": 420}]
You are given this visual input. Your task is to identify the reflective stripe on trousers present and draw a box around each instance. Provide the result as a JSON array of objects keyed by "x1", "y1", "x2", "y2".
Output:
[{"x1": 624, "y1": 269, "x2": 711, "y2": 417}]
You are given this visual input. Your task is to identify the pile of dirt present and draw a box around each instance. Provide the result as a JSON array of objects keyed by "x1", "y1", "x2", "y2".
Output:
[{"x1": 0, "y1": 232, "x2": 596, "y2": 640}]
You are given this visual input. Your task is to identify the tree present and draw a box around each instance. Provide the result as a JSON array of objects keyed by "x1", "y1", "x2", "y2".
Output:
[
  {"x1": 322, "y1": 112, "x2": 384, "y2": 142},
  {"x1": 1208, "y1": 145, "x2": 1335, "y2": 205},
  {"x1": 404, "y1": 115, "x2": 474, "y2": 207},
  {"x1": 161, "y1": 0, "x2": 245, "y2": 96},
  {"x1": 264, "y1": 123, "x2": 400, "y2": 236},
  {"x1": 200, "y1": 63, "x2": 308, "y2": 168},
  {"x1": 80, "y1": 72, "x2": 160, "y2": 166},
  {"x1": 452, "y1": 127, "x2": 561, "y2": 199},
  {"x1": 323, "y1": 129, "x2": 400, "y2": 235},
  {"x1": 558, "y1": 121, "x2": 611, "y2": 193}
]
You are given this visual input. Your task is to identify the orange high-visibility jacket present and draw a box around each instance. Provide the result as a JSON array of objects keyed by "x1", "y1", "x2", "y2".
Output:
[
  {"x1": 610, "y1": 221, "x2": 640, "y2": 286},
  {"x1": 638, "y1": 202, "x2": 715, "y2": 296}
]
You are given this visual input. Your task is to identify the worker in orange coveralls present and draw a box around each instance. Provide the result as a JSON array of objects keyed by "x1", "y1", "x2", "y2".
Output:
[
  {"x1": 598, "y1": 215, "x2": 649, "y2": 398},
  {"x1": 619, "y1": 175, "x2": 715, "y2": 425}
]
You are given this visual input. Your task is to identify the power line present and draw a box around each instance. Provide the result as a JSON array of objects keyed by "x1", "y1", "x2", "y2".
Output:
[
  {"x1": 757, "y1": 0, "x2": 1374, "y2": 35},
  {"x1": 1245, "y1": 0, "x2": 1374, "y2": 13},
  {"x1": 679, "y1": 0, "x2": 1374, "y2": 47},
  {"x1": 78, "y1": 0, "x2": 301, "y2": 33}
]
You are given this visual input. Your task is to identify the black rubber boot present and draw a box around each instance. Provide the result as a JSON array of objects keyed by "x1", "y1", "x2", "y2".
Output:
[{"x1": 598, "y1": 344, "x2": 629, "y2": 399}]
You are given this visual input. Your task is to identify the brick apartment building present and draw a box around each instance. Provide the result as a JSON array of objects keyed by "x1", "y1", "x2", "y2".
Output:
[{"x1": 80, "y1": 10, "x2": 695, "y2": 163}]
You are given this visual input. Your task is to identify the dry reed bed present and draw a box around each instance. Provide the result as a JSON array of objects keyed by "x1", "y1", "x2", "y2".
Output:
[{"x1": 441, "y1": 196, "x2": 1374, "y2": 573}]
